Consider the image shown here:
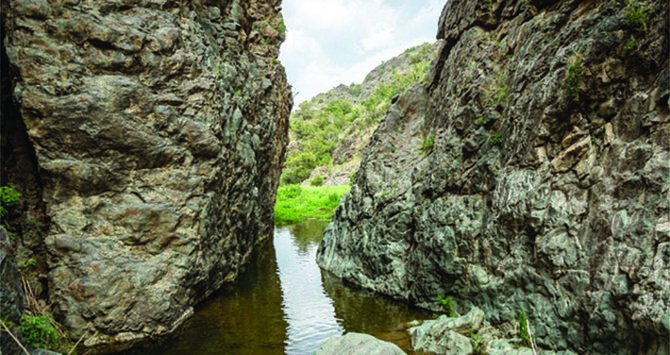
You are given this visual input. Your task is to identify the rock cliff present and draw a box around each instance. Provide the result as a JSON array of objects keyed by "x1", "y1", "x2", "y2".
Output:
[
  {"x1": 1, "y1": 0, "x2": 291, "y2": 351},
  {"x1": 318, "y1": 0, "x2": 669, "y2": 353}
]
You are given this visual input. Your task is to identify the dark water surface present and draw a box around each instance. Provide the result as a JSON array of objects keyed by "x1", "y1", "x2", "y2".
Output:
[{"x1": 136, "y1": 220, "x2": 431, "y2": 354}]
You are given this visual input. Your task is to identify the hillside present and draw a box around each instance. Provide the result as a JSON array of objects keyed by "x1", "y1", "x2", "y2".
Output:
[{"x1": 281, "y1": 42, "x2": 439, "y2": 186}]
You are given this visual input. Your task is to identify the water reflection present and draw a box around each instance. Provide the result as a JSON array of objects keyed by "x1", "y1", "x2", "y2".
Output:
[
  {"x1": 131, "y1": 220, "x2": 430, "y2": 354},
  {"x1": 321, "y1": 270, "x2": 432, "y2": 353},
  {"x1": 275, "y1": 220, "x2": 343, "y2": 354},
  {"x1": 133, "y1": 236, "x2": 288, "y2": 355}
]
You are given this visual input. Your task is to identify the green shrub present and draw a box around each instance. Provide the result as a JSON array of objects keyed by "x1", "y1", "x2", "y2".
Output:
[
  {"x1": 0, "y1": 185, "x2": 21, "y2": 217},
  {"x1": 625, "y1": 0, "x2": 650, "y2": 32},
  {"x1": 420, "y1": 133, "x2": 435, "y2": 156},
  {"x1": 18, "y1": 258, "x2": 36, "y2": 269},
  {"x1": 491, "y1": 132, "x2": 503, "y2": 145},
  {"x1": 438, "y1": 295, "x2": 455, "y2": 317},
  {"x1": 21, "y1": 314, "x2": 60, "y2": 350},
  {"x1": 310, "y1": 176, "x2": 325, "y2": 186},
  {"x1": 518, "y1": 308, "x2": 531, "y2": 347},
  {"x1": 470, "y1": 328, "x2": 485, "y2": 355},
  {"x1": 475, "y1": 117, "x2": 487, "y2": 126},
  {"x1": 624, "y1": 39, "x2": 636, "y2": 50},
  {"x1": 566, "y1": 58, "x2": 583, "y2": 102},
  {"x1": 277, "y1": 19, "x2": 287, "y2": 40}
]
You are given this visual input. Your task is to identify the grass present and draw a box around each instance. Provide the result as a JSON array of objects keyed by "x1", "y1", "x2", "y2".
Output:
[
  {"x1": 274, "y1": 185, "x2": 350, "y2": 226},
  {"x1": 420, "y1": 133, "x2": 435, "y2": 156},
  {"x1": 566, "y1": 57, "x2": 583, "y2": 102},
  {"x1": 518, "y1": 308, "x2": 531, "y2": 347}
]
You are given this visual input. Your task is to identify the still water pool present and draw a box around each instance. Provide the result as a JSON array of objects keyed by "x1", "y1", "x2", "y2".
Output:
[{"x1": 137, "y1": 220, "x2": 431, "y2": 354}]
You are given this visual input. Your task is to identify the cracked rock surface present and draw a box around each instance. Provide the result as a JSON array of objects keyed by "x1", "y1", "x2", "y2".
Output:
[
  {"x1": 2, "y1": 0, "x2": 291, "y2": 351},
  {"x1": 318, "y1": 0, "x2": 669, "y2": 353}
]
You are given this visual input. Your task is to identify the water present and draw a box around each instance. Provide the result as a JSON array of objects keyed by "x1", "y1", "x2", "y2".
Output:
[{"x1": 136, "y1": 220, "x2": 431, "y2": 354}]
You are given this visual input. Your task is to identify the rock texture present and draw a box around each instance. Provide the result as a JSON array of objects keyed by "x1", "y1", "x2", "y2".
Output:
[
  {"x1": 0, "y1": 227, "x2": 27, "y2": 355},
  {"x1": 318, "y1": 0, "x2": 669, "y2": 353},
  {"x1": 2, "y1": 0, "x2": 291, "y2": 351},
  {"x1": 315, "y1": 332, "x2": 406, "y2": 355}
]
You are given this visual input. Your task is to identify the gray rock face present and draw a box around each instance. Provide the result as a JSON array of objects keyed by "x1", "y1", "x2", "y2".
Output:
[
  {"x1": 2, "y1": 0, "x2": 291, "y2": 351},
  {"x1": 316, "y1": 332, "x2": 406, "y2": 355},
  {"x1": 318, "y1": 0, "x2": 670, "y2": 353},
  {"x1": 0, "y1": 228, "x2": 27, "y2": 355},
  {"x1": 409, "y1": 308, "x2": 484, "y2": 355}
]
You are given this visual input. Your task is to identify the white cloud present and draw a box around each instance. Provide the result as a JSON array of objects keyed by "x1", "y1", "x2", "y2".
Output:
[{"x1": 279, "y1": 0, "x2": 444, "y2": 106}]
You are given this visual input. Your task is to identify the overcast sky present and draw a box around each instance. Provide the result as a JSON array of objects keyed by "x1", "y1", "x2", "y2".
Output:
[{"x1": 278, "y1": 0, "x2": 445, "y2": 106}]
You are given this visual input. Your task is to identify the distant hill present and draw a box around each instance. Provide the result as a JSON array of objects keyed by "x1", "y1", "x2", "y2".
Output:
[{"x1": 281, "y1": 42, "x2": 439, "y2": 186}]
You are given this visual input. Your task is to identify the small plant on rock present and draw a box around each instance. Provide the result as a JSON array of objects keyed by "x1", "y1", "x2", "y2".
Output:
[
  {"x1": 625, "y1": 0, "x2": 650, "y2": 32},
  {"x1": 491, "y1": 132, "x2": 503, "y2": 145},
  {"x1": 420, "y1": 133, "x2": 435, "y2": 156},
  {"x1": 0, "y1": 185, "x2": 21, "y2": 217},
  {"x1": 470, "y1": 328, "x2": 486, "y2": 355},
  {"x1": 518, "y1": 308, "x2": 532, "y2": 347},
  {"x1": 566, "y1": 57, "x2": 583, "y2": 102},
  {"x1": 310, "y1": 176, "x2": 325, "y2": 186},
  {"x1": 18, "y1": 258, "x2": 37, "y2": 269},
  {"x1": 438, "y1": 295, "x2": 455, "y2": 317}
]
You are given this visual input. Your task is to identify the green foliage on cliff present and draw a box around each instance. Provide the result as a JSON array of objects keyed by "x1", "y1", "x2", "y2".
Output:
[
  {"x1": 0, "y1": 185, "x2": 21, "y2": 217},
  {"x1": 19, "y1": 314, "x2": 76, "y2": 353},
  {"x1": 566, "y1": 58, "x2": 583, "y2": 102},
  {"x1": 281, "y1": 43, "x2": 438, "y2": 185},
  {"x1": 274, "y1": 185, "x2": 350, "y2": 226},
  {"x1": 625, "y1": 0, "x2": 650, "y2": 32},
  {"x1": 518, "y1": 308, "x2": 531, "y2": 347},
  {"x1": 438, "y1": 295, "x2": 455, "y2": 317}
]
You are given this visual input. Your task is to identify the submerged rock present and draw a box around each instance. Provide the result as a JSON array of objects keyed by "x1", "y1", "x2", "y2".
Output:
[
  {"x1": 316, "y1": 332, "x2": 406, "y2": 355},
  {"x1": 2, "y1": 0, "x2": 291, "y2": 351},
  {"x1": 318, "y1": 0, "x2": 670, "y2": 353}
]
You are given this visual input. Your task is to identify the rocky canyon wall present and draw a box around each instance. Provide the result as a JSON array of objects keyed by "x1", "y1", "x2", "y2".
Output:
[
  {"x1": 1, "y1": 0, "x2": 291, "y2": 351},
  {"x1": 318, "y1": 0, "x2": 669, "y2": 353}
]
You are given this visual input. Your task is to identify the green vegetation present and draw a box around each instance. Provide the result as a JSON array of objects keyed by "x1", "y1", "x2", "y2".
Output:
[
  {"x1": 310, "y1": 176, "x2": 325, "y2": 186},
  {"x1": 518, "y1": 308, "x2": 531, "y2": 347},
  {"x1": 625, "y1": 0, "x2": 650, "y2": 32},
  {"x1": 566, "y1": 57, "x2": 582, "y2": 102},
  {"x1": 493, "y1": 71, "x2": 509, "y2": 106},
  {"x1": 420, "y1": 133, "x2": 436, "y2": 156},
  {"x1": 18, "y1": 258, "x2": 37, "y2": 269},
  {"x1": 282, "y1": 43, "x2": 436, "y2": 185},
  {"x1": 624, "y1": 39, "x2": 636, "y2": 50},
  {"x1": 470, "y1": 328, "x2": 485, "y2": 355},
  {"x1": 277, "y1": 19, "x2": 287, "y2": 40},
  {"x1": 274, "y1": 185, "x2": 350, "y2": 226},
  {"x1": 438, "y1": 295, "x2": 455, "y2": 317},
  {"x1": 491, "y1": 132, "x2": 503, "y2": 145},
  {"x1": 475, "y1": 117, "x2": 487, "y2": 126},
  {"x1": 19, "y1": 314, "x2": 76, "y2": 353},
  {"x1": 0, "y1": 185, "x2": 21, "y2": 217}
]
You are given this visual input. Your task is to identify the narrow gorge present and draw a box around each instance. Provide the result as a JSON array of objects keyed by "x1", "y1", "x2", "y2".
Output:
[
  {"x1": 318, "y1": 0, "x2": 669, "y2": 354},
  {"x1": 0, "y1": 0, "x2": 668, "y2": 354}
]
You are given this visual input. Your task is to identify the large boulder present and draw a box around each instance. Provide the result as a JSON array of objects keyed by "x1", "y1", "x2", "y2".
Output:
[
  {"x1": 318, "y1": 0, "x2": 670, "y2": 353},
  {"x1": 316, "y1": 332, "x2": 406, "y2": 355},
  {"x1": 2, "y1": 0, "x2": 291, "y2": 351}
]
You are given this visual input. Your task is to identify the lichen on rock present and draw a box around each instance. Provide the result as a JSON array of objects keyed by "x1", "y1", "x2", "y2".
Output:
[
  {"x1": 317, "y1": 0, "x2": 670, "y2": 353},
  {"x1": 2, "y1": 0, "x2": 291, "y2": 351}
]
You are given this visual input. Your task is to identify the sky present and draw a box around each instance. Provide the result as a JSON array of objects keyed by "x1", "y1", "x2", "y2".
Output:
[{"x1": 278, "y1": 0, "x2": 445, "y2": 106}]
